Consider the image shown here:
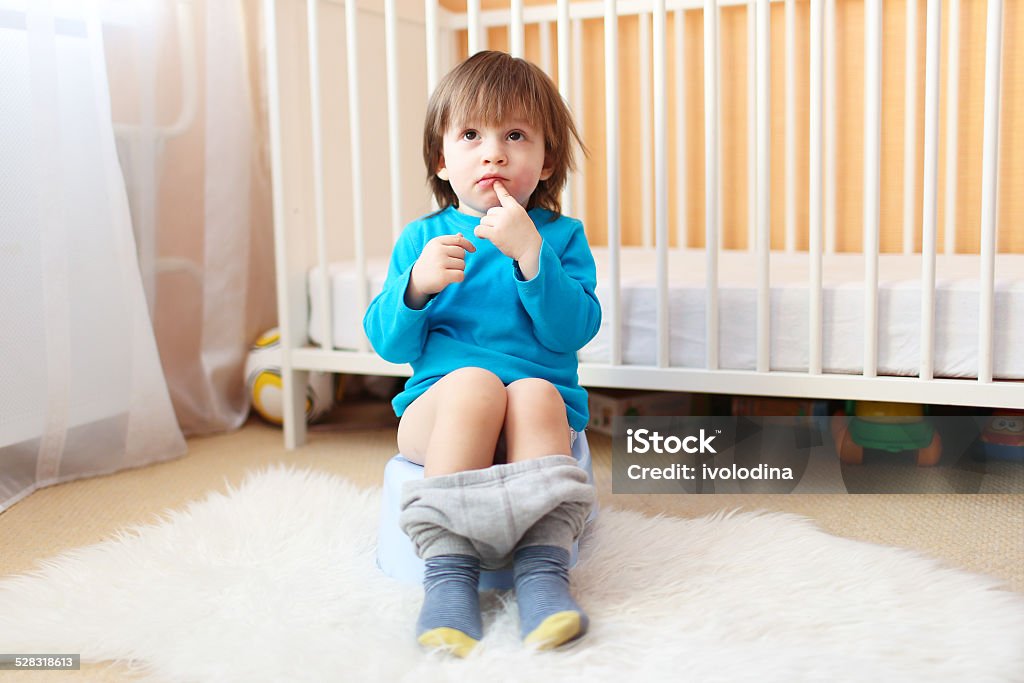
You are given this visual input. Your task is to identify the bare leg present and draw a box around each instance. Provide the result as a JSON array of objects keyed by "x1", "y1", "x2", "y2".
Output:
[
  {"x1": 504, "y1": 378, "x2": 571, "y2": 463},
  {"x1": 398, "y1": 367, "x2": 507, "y2": 477},
  {"x1": 504, "y1": 380, "x2": 586, "y2": 649}
]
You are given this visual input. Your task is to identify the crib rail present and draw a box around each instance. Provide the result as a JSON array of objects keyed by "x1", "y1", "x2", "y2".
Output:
[{"x1": 263, "y1": 0, "x2": 1021, "y2": 449}]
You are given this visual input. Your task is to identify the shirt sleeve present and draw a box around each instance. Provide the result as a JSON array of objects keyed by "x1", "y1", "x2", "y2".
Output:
[
  {"x1": 515, "y1": 220, "x2": 602, "y2": 353},
  {"x1": 362, "y1": 227, "x2": 433, "y2": 363}
]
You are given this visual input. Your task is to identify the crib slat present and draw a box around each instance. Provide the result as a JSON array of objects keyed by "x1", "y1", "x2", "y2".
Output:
[
  {"x1": 715, "y1": 10, "x2": 724, "y2": 254},
  {"x1": 944, "y1": 0, "x2": 960, "y2": 255},
  {"x1": 862, "y1": 0, "x2": 882, "y2": 379},
  {"x1": 511, "y1": 0, "x2": 525, "y2": 57},
  {"x1": 824, "y1": 0, "x2": 836, "y2": 255},
  {"x1": 920, "y1": 0, "x2": 941, "y2": 380},
  {"x1": 264, "y1": 0, "x2": 308, "y2": 449},
  {"x1": 755, "y1": 0, "x2": 769, "y2": 374},
  {"x1": 540, "y1": 21, "x2": 553, "y2": 75},
  {"x1": 572, "y1": 17, "x2": 585, "y2": 222},
  {"x1": 674, "y1": 9, "x2": 687, "y2": 249},
  {"x1": 746, "y1": 0, "x2": 755, "y2": 253},
  {"x1": 478, "y1": 17, "x2": 489, "y2": 52},
  {"x1": 784, "y1": 0, "x2": 795, "y2": 253},
  {"x1": 345, "y1": 0, "x2": 368, "y2": 351},
  {"x1": 605, "y1": 0, "x2": 622, "y2": 366},
  {"x1": 902, "y1": 0, "x2": 918, "y2": 255},
  {"x1": 655, "y1": 0, "x2": 669, "y2": 368},
  {"x1": 809, "y1": 0, "x2": 823, "y2": 375},
  {"x1": 558, "y1": 0, "x2": 571, "y2": 214},
  {"x1": 384, "y1": 0, "x2": 402, "y2": 244},
  {"x1": 468, "y1": 0, "x2": 481, "y2": 55},
  {"x1": 425, "y1": 0, "x2": 439, "y2": 93},
  {"x1": 558, "y1": 1, "x2": 570, "y2": 87},
  {"x1": 307, "y1": 0, "x2": 333, "y2": 353},
  {"x1": 425, "y1": 0, "x2": 440, "y2": 214},
  {"x1": 978, "y1": 0, "x2": 1004, "y2": 384},
  {"x1": 640, "y1": 13, "x2": 653, "y2": 249},
  {"x1": 704, "y1": 0, "x2": 719, "y2": 370}
]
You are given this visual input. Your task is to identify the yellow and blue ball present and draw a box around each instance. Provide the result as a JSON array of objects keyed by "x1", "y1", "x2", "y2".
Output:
[{"x1": 244, "y1": 328, "x2": 336, "y2": 425}]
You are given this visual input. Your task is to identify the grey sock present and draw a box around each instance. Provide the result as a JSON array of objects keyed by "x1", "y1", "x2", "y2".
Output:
[
  {"x1": 513, "y1": 545, "x2": 588, "y2": 648},
  {"x1": 416, "y1": 554, "x2": 483, "y2": 644}
]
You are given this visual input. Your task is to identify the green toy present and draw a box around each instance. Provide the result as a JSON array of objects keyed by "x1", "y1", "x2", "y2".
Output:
[{"x1": 831, "y1": 401, "x2": 942, "y2": 466}]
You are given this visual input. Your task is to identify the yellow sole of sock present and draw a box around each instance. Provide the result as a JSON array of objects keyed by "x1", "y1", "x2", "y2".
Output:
[
  {"x1": 523, "y1": 611, "x2": 583, "y2": 650},
  {"x1": 417, "y1": 627, "x2": 478, "y2": 658}
]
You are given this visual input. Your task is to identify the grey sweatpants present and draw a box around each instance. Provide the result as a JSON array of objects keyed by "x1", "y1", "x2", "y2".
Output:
[{"x1": 398, "y1": 455, "x2": 595, "y2": 570}]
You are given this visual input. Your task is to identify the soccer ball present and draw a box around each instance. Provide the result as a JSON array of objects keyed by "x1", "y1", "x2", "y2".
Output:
[{"x1": 245, "y1": 328, "x2": 335, "y2": 425}]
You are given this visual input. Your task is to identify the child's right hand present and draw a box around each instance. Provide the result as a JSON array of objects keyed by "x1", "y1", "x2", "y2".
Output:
[{"x1": 406, "y1": 233, "x2": 476, "y2": 309}]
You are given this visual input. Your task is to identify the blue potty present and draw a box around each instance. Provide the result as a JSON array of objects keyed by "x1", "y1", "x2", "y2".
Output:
[{"x1": 377, "y1": 431, "x2": 597, "y2": 590}]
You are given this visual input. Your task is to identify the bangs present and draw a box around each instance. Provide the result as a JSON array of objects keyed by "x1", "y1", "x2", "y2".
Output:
[{"x1": 443, "y1": 61, "x2": 547, "y2": 134}]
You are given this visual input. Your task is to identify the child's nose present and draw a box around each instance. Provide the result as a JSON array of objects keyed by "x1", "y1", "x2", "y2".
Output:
[{"x1": 481, "y1": 140, "x2": 507, "y2": 165}]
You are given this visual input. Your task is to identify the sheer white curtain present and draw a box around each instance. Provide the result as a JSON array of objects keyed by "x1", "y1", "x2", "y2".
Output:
[
  {"x1": 109, "y1": 0, "x2": 276, "y2": 435},
  {"x1": 0, "y1": 0, "x2": 186, "y2": 510}
]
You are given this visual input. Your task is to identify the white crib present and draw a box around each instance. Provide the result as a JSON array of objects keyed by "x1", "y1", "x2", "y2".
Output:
[{"x1": 262, "y1": 0, "x2": 1024, "y2": 449}]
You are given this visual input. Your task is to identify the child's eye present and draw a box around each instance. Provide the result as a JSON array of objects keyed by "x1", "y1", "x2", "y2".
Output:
[
  {"x1": 508, "y1": 131, "x2": 524, "y2": 141},
  {"x1": 462, "y1": 130, "x2": 478, "y2": 141}
]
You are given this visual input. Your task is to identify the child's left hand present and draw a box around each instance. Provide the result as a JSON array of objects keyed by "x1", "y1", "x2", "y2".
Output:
[{"x1": 474, "y1": 180, "x2": 542, "y2": 278}]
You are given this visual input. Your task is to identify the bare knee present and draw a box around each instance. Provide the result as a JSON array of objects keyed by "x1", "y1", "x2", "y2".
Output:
[
  {"x1": 440, "y1": 367, "x2": 508, "y2": 410},
  {"x1": 506, "y1": 378, "x2": 564, "y2": 411},
  {"x1": 505, "y1": 379, "x2": 570, "y2": 460},
  {"x1": 433, "y1": 367, "x2": 508, "y2": 434}
]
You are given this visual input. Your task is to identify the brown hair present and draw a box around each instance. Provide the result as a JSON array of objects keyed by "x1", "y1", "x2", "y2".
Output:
[{"x1": 423, "y1": 50, "x2": 586, "y2": 214}]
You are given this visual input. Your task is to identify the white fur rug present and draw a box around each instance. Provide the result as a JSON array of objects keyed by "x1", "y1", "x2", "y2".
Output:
[{"x1": 1, "y1": 467, "x2": 1022, "y2": 682}]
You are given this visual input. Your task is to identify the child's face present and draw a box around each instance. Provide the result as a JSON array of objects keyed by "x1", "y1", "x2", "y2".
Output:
[{"x1": 436, "y1": 118, "x2": 553, "y2": 217}]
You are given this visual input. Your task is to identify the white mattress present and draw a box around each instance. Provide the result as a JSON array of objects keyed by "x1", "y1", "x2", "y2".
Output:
[{"x1": 309, "y1": 249, "x2": 1024, "y2": 380}]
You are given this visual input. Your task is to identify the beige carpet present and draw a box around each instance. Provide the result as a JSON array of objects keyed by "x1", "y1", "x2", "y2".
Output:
[{"x1": 0, "y1": 400, "x2": 1021, "y2": 681}]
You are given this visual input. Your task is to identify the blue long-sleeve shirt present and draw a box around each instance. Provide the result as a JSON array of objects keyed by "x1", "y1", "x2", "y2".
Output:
[{"x1": 363, "y1": 206, "x2": 602, "y2": 431}]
